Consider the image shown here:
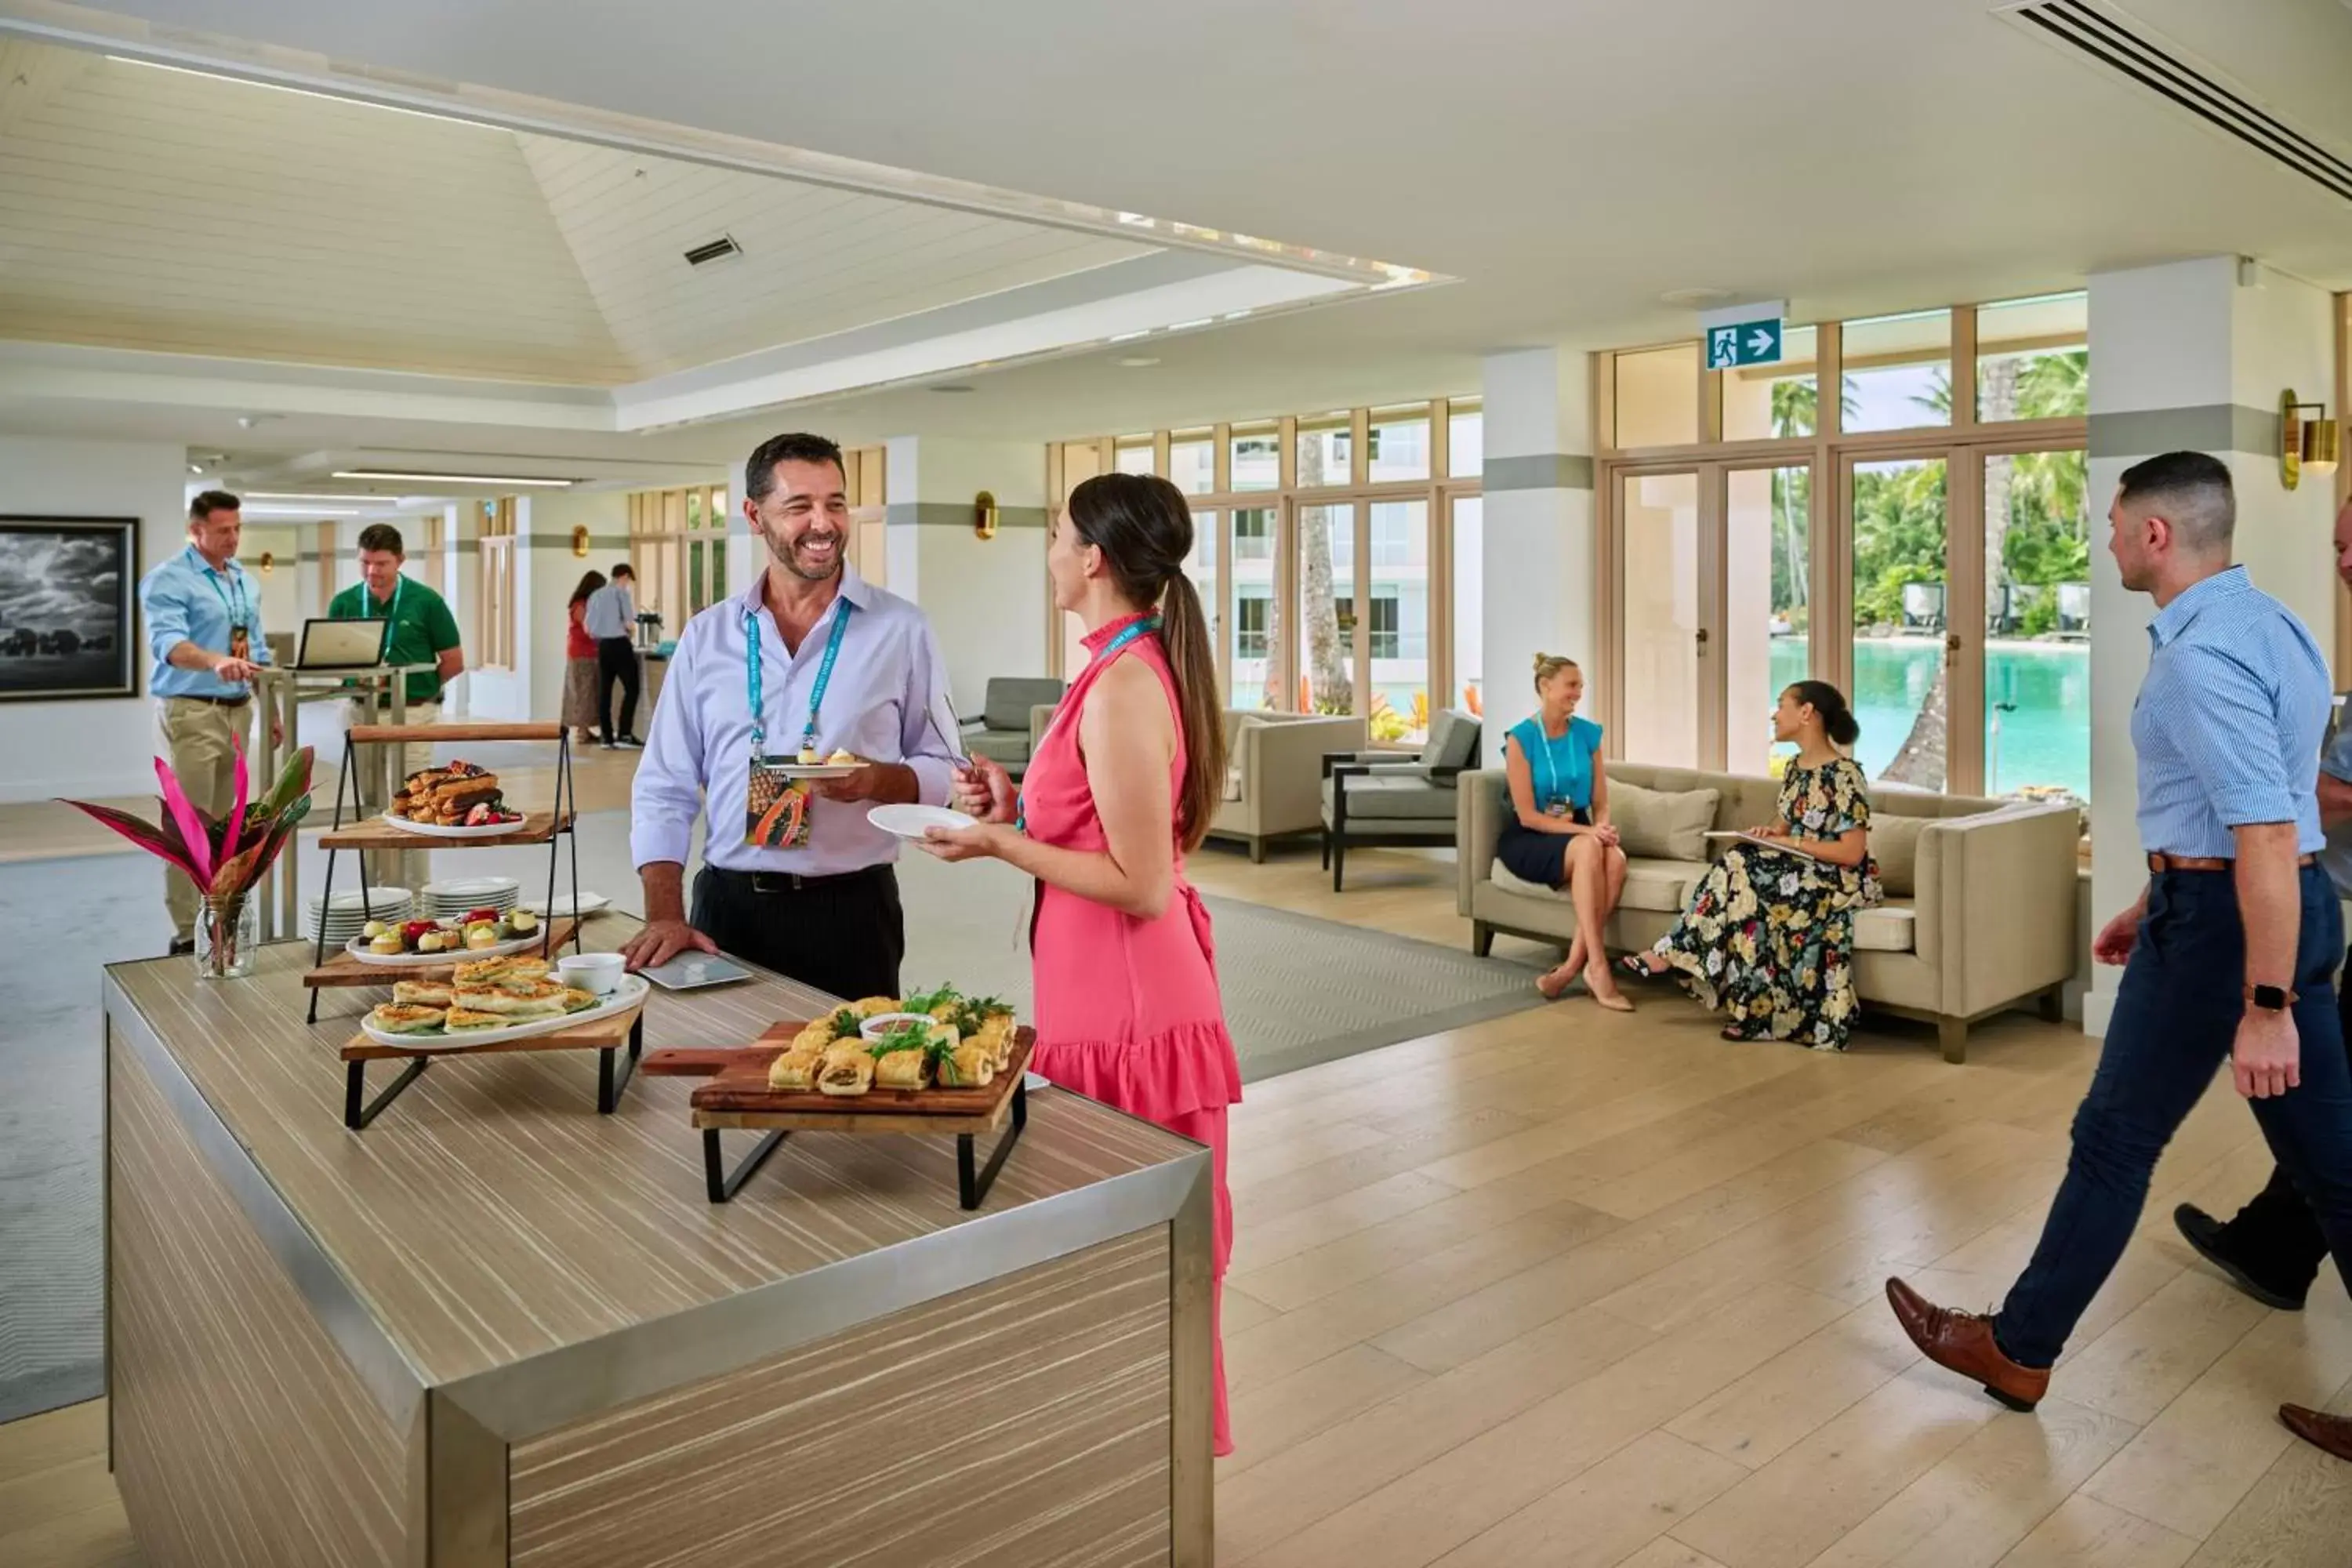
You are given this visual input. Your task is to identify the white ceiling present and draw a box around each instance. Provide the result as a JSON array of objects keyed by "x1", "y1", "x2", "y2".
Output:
[{"x1": 2, "y1": 0, "x2": 2351, "y2": 456}]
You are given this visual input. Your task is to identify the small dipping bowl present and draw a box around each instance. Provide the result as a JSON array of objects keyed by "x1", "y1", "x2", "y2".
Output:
[
  {"x1": 557, "y1": 952, "x2": 624, "y2": 996},
  {"x1": 858, "y1": 1011, "x2": 934, "y2": 1043}
]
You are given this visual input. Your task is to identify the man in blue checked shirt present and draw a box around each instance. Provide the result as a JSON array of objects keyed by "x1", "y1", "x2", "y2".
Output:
[
  {"x1": 139, "y1": 490, "x2": 274, "y2": 953},
  {"x1": 1885, "y1": 452, "x2": 2352, "y2": 1470}
]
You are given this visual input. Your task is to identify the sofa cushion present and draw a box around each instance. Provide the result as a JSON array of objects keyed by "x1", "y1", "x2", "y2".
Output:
[
  {"x1": 983, "y1": 677, "x2": 1064, "y2": 732},
  {"x1": 964, "y1": 730, "x2": 1030, "y2": 767},
  {"x1": 1324, "y1": 774, "x2": 1459, "y2": 821},
  {"x1": 1424, "y1": 708, "x2": 1480, "y2": 772},
  {"x1": 1867, "y1": 814, "x2": 1929, "y2": 897},
  {"x1": 1488, "y1": 854, "x2": 1695, "y2": 913},
  {"x1": 1608, "y1": 779, "x2": 1719, "y2": 861},
  {"x1": 1854, "y1": 901, "x2": 1916, "y2": 953},
  {"x1": 1225, "y1": 713, "x2": 1267, "y2": 801}
]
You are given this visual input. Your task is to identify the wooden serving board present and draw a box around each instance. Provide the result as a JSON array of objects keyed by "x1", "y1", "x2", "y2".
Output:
[
  {"x1": 340, "y1": 997, "x2": 641, "y2": 1062},
  {"x1": 302, "y1": 917, "x2": 579, "y2": 988},
  {"x1": 318, "y1": 809, "x2": 574, "y2": 851},
  {"x1": 655, "y1": 1020, "x2": 1034, "y2": 1134}
]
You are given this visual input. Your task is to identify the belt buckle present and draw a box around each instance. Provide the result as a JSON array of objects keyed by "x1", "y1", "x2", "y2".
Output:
[{"x1": 750, "y1": 871, "x2": 793, "y2": 895}]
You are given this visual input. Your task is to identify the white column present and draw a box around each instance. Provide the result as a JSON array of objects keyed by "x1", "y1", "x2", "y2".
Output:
[
  {"x1": 881, "y1": 437, "x2": 1050, "y2": 714},
  {"x1": 1479, "y1": 347, "x2": 1595, "y2": 757},
  {"x1": 2081, "y1": 257, "x2": 2340, "y2": 1037}
]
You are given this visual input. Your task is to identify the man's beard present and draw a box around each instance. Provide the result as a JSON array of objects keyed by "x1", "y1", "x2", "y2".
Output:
[{"x1": 766, "y1": 526, "x2": 843, "y2": 583}]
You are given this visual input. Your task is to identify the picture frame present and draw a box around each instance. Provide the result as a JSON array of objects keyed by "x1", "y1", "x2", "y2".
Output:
[{"x1": 0, "y1": 516, "x2": 141, "y2": 702}]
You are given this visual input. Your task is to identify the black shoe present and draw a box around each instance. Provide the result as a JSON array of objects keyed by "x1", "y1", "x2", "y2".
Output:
[
  {"x1": 2173, "y1": 1203, "x2": 2307, "y2": 1311},
  {"x1": 168, "y1": 936, "x2": 196, "y2": 957},
  {"x1": 614, "y1": 735, "x2": 645, "y2": 750}
]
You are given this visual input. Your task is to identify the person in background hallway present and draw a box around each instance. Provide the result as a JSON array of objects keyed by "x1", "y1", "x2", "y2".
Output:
[
  {"x1": 622, "y1": 432, "x2": 958, "y2": 1001},
  {"x1": 1619, "y1": 681, "x2": 1878, "y2": 1047},
  {"x1": 1500, "y1": 654, "x2": 1632, "y2": 1011},
  {"x1": 332, "y1": 521, "x2": 465, "y2": 891},
  {"x1": 585, "y1": 561, "x2": 642, "y2": 749},
  {"x1": 1886, "y1": 452, "x2": 2352, "y2": 1472},
  {"x1": 2167, "y1": 490, "x2": 2352, "y2": 1466},
  {"x1": 139, "y1": 490, "x2": 275, "y2": 955},
  {"x1": 563, "y1": 569, "x2": 607, "y2": 746},
  {"x1": 927, "y1": 473, "x2": 1243, "y2": 1457}
]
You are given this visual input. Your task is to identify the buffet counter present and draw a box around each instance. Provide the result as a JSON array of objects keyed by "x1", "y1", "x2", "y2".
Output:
[{"x1": 101, "y1": 920, "x2": 1212, "y2": 1566}]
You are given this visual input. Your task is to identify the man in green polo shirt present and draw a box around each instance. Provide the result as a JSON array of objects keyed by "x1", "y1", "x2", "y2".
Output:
[{"x1": 332, "y1": 521, "x2": 464, "y2": 887}]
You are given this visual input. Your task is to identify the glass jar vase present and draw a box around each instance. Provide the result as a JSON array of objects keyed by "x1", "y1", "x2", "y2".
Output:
[{"x1": 194, "y1": 895, "x2": 258, "y2": 981}]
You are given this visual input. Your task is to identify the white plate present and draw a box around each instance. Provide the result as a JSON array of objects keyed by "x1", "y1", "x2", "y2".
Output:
[
  {"x1": 519, "y1": 891, "x2": 609, "y2": 918},
  {"x1": 379, "y1": 811, "x2": 534, "y2": 839},
  {"x1": 867, "y1": 804, "x2": 975, "y2": 840},
  {"x1": 344, "y1": 928, "x2": 549, "y2": 967},
  {"x1": 362, "y1": 975, "x2": 648, "y2": 1051},
  {"x1": 310, "y1": 886, "x2": 412, "y2": 913},
  {"x1": 772, "y1": 762, "x2": 867, "y2": 779},
  {"x1": 423, "y1": 877, "x2": 521, "y2": 902}
]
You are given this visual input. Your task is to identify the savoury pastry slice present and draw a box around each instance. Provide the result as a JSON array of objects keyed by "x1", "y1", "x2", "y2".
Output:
[
  {"x1": 768, "y1": 1047, "x2": 823, "y2": 1092},
  {"x1": 851, "y1": 996, "x2": 903, "y2": 1018},
  {"x1": 942, "y1": 1041, "x2": 995, "y2": 1089},
  {"x1": 369, "y1": 1003, "x2": 446, "y2": 1036},
  {"x1": 392, "y1": 979, "x2": 454, "y2": 1008},
  {"x1": 817, "y1": 1051, "x2": 874, "y2": 1097},
  {"x1": 873, "y1": 1048, "x2": 930, "y2": 1091},
  {"x1": 452, "y1": 980, "x2": 569, "y2": 1017}
]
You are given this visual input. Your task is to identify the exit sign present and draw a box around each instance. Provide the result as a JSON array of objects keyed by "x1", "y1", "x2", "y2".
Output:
[{"x1": 1705, "y1": 318, "x2": 1782, "y2": 370}]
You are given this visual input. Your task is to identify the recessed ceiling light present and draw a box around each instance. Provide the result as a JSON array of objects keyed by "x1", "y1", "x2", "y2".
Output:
[
  {"x1": 332, "y1": 470, "x2": 575, "y2": 486},
  {"x1": 243, "y1": 492, "x2": 407, "y2": 503},
  {"x1": 1114, "y1": 356, "x2": 1160, "y2": 368},
  {"x1": 927, "y1": 384, "x2": 977, "y2": 394},
  {"x1": 1661, "y1": 288, "x2": 1733, "y2": 307}
]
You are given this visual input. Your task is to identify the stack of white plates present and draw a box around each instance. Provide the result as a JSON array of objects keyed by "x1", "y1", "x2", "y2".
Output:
[
  {"x1": 421, "y1": 876, "x2": 521, "y2": 920},
  {"x1": 302, "y1": 885, "x2": 412, "y2": 944}
]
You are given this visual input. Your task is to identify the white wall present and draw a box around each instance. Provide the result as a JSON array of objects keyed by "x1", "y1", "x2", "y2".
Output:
[
  {"x1": 0, "y1": 436, "x2": 194, "y2": 801},
  {"x1": 883, "y1": 436, "x2": 1049, "y2": 714},
  {"x1": 1479, "y1": 347, "x2": 1595, "y2": 757},
  {"x1": 523, "y1": 491, "x2": 630, "y2": 724},
  {"x1": 240, "y1": 524, "x2": 304, "y2": 633}
]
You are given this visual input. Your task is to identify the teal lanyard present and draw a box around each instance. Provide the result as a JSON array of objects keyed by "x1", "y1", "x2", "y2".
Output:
[
  {"x1": 1015, "y1": 615, "x2": 1159, "y2": 833},
  {"x1": 746, "y1": 599, "x2": 855, "y2": 760},
  {"x1": 191, "y1": 546, "x2": 249, "y2": 634},
  {"x1": 1536, "y1": 721, "x2": 1566, "y2": 810}
]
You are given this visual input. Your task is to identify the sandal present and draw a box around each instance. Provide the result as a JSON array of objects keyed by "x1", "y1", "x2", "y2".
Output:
[{"x1": 1617, "y1": 953, "x2": 1668, "y2": 983}]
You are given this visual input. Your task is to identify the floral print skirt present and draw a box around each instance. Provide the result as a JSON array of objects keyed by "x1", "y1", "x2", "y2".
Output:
[{"x1": 1650, "y1": 844, "x2": 1864, "y2": 1051}]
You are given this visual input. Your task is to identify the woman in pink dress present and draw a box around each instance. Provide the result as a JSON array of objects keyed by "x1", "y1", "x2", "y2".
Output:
[{"x1": 921, "y1": 472, "x2": 1242, "y2": 1456}]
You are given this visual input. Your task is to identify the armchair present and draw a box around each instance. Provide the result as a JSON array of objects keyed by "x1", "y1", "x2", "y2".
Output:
[
  {"x1": 1320, "y1": 708, "x2": 1483, "y2": 891},
  {"x1": 960, "y1": 677, "x2": 1065, "y2": 777}
]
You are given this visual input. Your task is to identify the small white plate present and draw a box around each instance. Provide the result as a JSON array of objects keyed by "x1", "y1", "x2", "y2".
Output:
[
  {"x1": 519, "y1": 891, "x2": 610, "y2": 918},
  {"x1": 379, "y1": 811, "x2": 532, "y2": 839},
  {"x1": 423, "y1": 876, "x2": 521, "y2": 902},
  {"x1": 774, "y1": 762, "x2": 868, "y2": 779},
  {"x1": 345, "y1": 928, "x2": 548, "y2": 967},
  {"x1": 362, "y1": 975, "x2": 649, "y2": 1051},
  {"x1": 868, "y1": 804, "x2": 975, "y2": 840},
  {"x1": 311, "y1": 886, "x2": 412, "y2": 913}
]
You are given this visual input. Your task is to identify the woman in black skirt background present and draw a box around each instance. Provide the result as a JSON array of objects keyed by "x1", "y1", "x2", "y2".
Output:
[{"x1": 1500, "y1": 654, "x2": 1632, "y2": 1010}]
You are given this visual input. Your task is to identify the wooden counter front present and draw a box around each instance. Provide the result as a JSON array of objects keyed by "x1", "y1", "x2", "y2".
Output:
[{"x1": 101, "y1": 924, "x2": 1212, "y2": 1566}]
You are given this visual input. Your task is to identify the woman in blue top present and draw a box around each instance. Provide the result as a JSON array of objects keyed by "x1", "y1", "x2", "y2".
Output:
[{"x1": 1501, "y1": 654, "x2": 1633, "y2": 1011}]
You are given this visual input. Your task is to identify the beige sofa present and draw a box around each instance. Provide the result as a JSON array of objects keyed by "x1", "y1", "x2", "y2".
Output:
[
  {"x1": 1457, "y1": 760, "x2": 2082, "y2": 1061},
  {"x1": 1208, "y1": 711, "x2": 1367, "y2": 861}
]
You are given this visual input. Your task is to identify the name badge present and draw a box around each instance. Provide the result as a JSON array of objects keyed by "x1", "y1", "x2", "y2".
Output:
[
  {"x1": 228, "y1": 622, "x2": 252, "y2": 662},
  {"x1": 746, "y1": 760, "x2": 813, "y2": 849}
]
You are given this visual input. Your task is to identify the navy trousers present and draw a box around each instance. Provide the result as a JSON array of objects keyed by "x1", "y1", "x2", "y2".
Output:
[{"x1": 1994, "y1": 865, "x2": 2352, "y2": 1368}]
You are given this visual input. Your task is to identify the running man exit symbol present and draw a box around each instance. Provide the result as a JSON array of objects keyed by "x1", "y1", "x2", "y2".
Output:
[{"x1": 1706, "y1": 318, "x2": 1783, "y2": 369}]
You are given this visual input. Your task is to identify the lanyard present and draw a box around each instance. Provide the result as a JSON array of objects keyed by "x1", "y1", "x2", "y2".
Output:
[
  {"x1": 1015, "y1": 615, "x2": 1160, "y2": 833},
  {"x1": 746, "y1": 599, "x2": 855, "y2": 760},
  {"x1": 189, "y1": 546, "x2": 249, "y2": 630},
  {"x1": 357, "y1": 575, "x2": 403, "y2": 627}
]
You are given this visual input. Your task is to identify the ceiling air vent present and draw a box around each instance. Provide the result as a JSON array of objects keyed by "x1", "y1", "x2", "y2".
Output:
[
  {"x1": 2002, "y1": 0, "x2": 2352, "y2": 202},
  {"x1": 683, "y1": 234, "x2": 744, "y2": 267}
]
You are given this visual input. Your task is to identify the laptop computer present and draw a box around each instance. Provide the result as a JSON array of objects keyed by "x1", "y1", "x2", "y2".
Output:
[{"x1": 295, "y1": 617, "x2": 392, "y2": 670}]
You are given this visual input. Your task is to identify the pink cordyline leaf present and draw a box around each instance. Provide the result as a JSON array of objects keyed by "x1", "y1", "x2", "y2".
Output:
[
  {"x1": 58, "y1": 800, "x2": 205, "y2": 883},
  {"x1": 154, "y1": 756, "x2": 215, "y2": 891},
  {"x1": 219, "y1": 735, "x2": 250, "y2": 870}
]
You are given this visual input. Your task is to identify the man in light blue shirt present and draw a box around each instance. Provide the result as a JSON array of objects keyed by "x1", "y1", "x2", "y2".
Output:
[
  {"x1": 1888, "y1": 454, "x2": 2352, "y2": 1472},
  {"x1": 583, "y1": 563, "x2": 641, "y2": 748},
  {"x1": 138, "y1": 490, "x2": 272, "y2": 951}
]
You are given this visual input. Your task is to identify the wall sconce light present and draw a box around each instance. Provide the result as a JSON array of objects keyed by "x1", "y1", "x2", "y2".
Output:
[
  {"x1": 2281, "y1": 389, "x2": 2339, "y2": 490},
  {"x1": 571, "y1": 524, "x2": 590, "y2": 558},
  {"x1": 974, "y1": 489, "x2": 998, "y2": 540},
  {"x1": 258, "y1": 550, "x2": 274, "y2": 575}
]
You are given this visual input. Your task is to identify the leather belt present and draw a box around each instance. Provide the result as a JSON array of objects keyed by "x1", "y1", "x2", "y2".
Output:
[
  {"x1": 169, "y1": 692, "x2": 249, "y2": 708},
  {"x1": 2147, "y1": 852, "x2": 2318, "y2": 873},
  {"x1": 709, "y1": 863, "x2": 893, "y2": 895}
]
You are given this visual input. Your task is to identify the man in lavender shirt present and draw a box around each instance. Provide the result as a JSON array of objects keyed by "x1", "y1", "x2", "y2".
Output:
[{"x1": 622, "y1": 432, "x2": 960, "y2": 1001}]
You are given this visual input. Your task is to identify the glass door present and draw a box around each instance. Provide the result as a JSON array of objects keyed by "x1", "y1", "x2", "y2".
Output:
[
  {"x1": 1722, "y1": 464, "x2": 1813, "y2": 775},
  {"x1": 1845, "y1": 453, "x2": 1952, "y2": 791},
  {"x1": 1229, "y1": 505, "x2": 1278, "y2": 710},
  {"x1": 1983, "y1": 446, "x2": 2090, "y2": 803},
  {"x1": 1296, "y1": 501, "x2": 1357, "y2": 715},
  {"x1": 1616, "y1": 470, "x2": 1711, "y2": 768}
]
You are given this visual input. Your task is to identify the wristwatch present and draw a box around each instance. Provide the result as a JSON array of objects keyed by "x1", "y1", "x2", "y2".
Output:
[{"x1": 2245, "y1": 983, "x2": 2296, "y2": 1011}]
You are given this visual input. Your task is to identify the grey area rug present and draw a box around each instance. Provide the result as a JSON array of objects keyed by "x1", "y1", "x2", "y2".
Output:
[{"x1": 0, "y1": 809, "x2": 1543, "y2": 1422}]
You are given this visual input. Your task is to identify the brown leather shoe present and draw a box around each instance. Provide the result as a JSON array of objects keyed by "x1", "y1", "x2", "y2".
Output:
[
  {"x1": 2280, "y1": 1404, "x2": 2352, "y2": 1463},
  {"x1": 1886, "y1": 1277, "x2": 2049, "y2": 1412}
]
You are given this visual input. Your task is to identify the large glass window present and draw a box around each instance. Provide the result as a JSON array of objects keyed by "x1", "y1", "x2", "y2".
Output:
[
  {"x1": 1114, "y1": 439, "x2": 1153, "y2": 475},
  {"x1": 1368, "y1": 406, "x2": 1431, "y2": 482},
  {"x1": 1230, "y1": 426, "x2": 1280, "y2": 491},
  {"x1": 1850, "y1": 456, "x2": 1950, "y2": 789},
  {"x1": 1725, "y1": 466, "x2": 1811, "y2": 775},
  {"x1": 1986, "y1": 448, "x2": 2089, "y2": 803},
  {"x1": 1721, "y1": 325, "x2": 1821, "y2": 442},
  {"x1": 1229, "y1": 506, "x2": 1277, "y2": 709},
  {"x1": 1368, "y1": 499, "x2": 1428, "y2": 743},
  {"x1": 1185, "y1": 508, "x2": 1219, "y2": 653},
  {"x1": 1843, "y1": 310, "x2": 1954, "y2": 434},
  {"x1": 1169, "y1": 433, "x2": 1215, "y2": 495},
  {"x1": 1618, "y1": 472, "x2": 1704, "y2": 768},
  {"x1": 1298, "y1": 502, "x2": 1357, "y2": 715},
  {"x1": 1977, "y1": 293, "x2": 2089, "y2": 423},
  {"x1": 1449, "y1": 405, "x2": 1483, "y2": 479},
  {"x1": 1450, "y1": 494, "x2": 1483, "y2": 719},
  {"x1": 1297, "y1": 417, "x2": 1350, "y2": 487},
  {"x1": 1613, "y1": 343, "x2": 1700, "y2": 448}
]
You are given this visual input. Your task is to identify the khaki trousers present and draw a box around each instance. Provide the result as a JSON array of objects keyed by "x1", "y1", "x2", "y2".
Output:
[
  {"x1": 350, "y1": 699, "x2": 441, "y2": 891},
  {"x1": 156, "y1": 697, "x2": 255, "y2": 938}
]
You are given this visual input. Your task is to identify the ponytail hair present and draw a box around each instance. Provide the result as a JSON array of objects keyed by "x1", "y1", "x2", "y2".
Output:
[
  {"x1": 1531, "y1": 652, "x2": 1578, "y2": 690},
  {"x1": 1787, "y1": 679, "x2": 1861, "y2": 748},
  {"x1": 1065, "y1": 473, "x2": 1228, "y2": 853}
]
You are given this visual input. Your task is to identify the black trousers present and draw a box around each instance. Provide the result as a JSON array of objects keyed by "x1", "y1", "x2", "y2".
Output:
[
  {"x1": 596, "y1": 637, "x2": 640, "y2": 740},
  {"x1": 691, "y1": 863, "x2": 904, "y2": 1004},
  {"x1": 2211, "y1": 947, "x2": 2352, "y2": 1298}
]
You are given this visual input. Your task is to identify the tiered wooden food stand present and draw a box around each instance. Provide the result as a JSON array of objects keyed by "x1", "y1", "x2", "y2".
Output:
[
  {"x1": 648, "y1": 1025, "x2": 1037, "y2": 1207},
  {"x1": 303, "y1": 720, "x2": 635, "y2": 1127}
]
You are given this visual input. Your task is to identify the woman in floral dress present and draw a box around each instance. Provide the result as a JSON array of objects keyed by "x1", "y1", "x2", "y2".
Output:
[{"x1": 1620, "y1": 681, "x2": 1880, "y2": 1049}]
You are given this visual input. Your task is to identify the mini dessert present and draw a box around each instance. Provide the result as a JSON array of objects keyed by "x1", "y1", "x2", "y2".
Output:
[
  {"x1": 826, "y1": 748, "x2": 858, "y2": 765},
  {"x1": 369, "y1": 931, "x2": 404, "y2": 956},
  {"x1": 463, "y1": 925, "x2": 502, "y2": 951}
]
